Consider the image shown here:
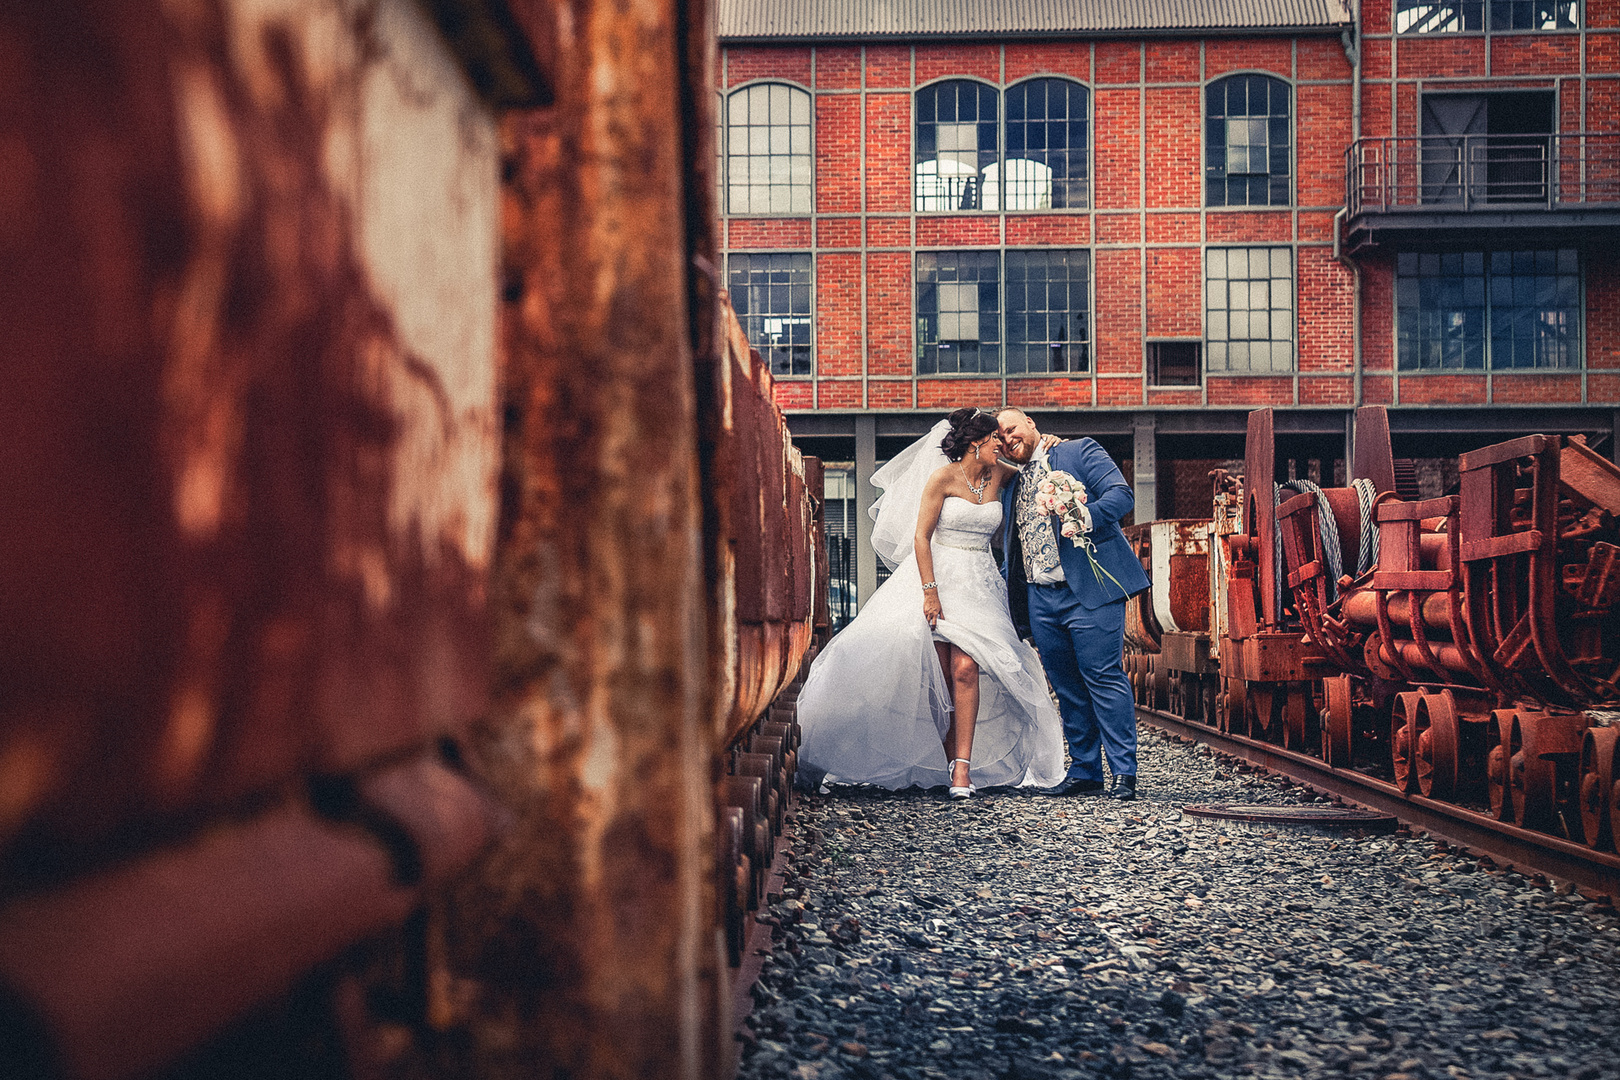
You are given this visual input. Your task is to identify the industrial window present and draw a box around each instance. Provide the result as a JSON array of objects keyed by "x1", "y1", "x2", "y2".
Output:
[
  {"x1": 916, "y1": 251, "x2": 1000, "y2": 374},
  {"x1": 1005, "y1": 250, "x2": 1090, "y2": 373},
  {"x1": 728, "y1": 253, "x2": 812, "y2": 376},
  {"x1": 726, "y1": 83, "x2": 811, "y2": 215},
  {"x1": 1149, "y1": 341, "x2": 1203, "y2": 386},
  {"x1": 1396, "y1": 250, "x2": 1580, "y2": 371},
  {"x1": 998, "y1": 79, "x2": 1090, "y2": 210},
  {"x1": 1395, "y1": 0, "x2": 1578, "y2": 32},
  {"x1": 1205, "y1": 247, "x2": 1294, "y2": 374},
  {"x1": 915, "y1": 81, "x2": 999, "y2": 212},
  {"x1": 1205, "y1": 75, "x2": 1291, "y2": 208}
]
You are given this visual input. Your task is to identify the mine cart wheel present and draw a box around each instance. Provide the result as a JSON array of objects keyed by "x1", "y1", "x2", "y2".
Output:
[
  {"x1": 1487, "y1": 709, "x2": 1516, "y2": 821},
  {"x1": 1578, "y1": 726, "x2": 1617, "y2": 851},
  {"x1": 1221, "y1": 679, "x2": 1244, "y2": 735},
  {"x1": 1612, "y1": 777, "x2": 1620, "y2": 855},
  {"x1": 750, "y1": 816, "x2": 772, "y2": 905},
  {"x1": 1151, "y1": 655, "x2": 1170, "y2": 712},
  {"x1": 1391, "y1": 691, "x2": 1423, "y2": 793},
  {"x1": 1282, "y1": 685, "x2": 1309, "y2": 751},
  {"x1": 1610, "y1": 726, "x2": 1620, "y2": 850},
  {"x1": 1245, "y1": 685, "x2": 1267, "y2": 739},
  {"x1": 1248, "y1": 685, "x2": 1280, "y2": 743},
  {"x1": 1509, "y1": 714, "x2": 1557, "y2": 833},
  {"x1": 1321, "y1": 677, "x2": 1353, "y2": 769},
  {"x1": 719, "y1": 808, "x2": 749, "y2": 966},
  {"x1": 1203, "y1": 677, "x2": 1221, "y2": 730},
  {"x1": 1414, "y1": 691, "x2": 1461, "y2": 802},
  {"x1": 1167, "y1": 670, "x2": 1184, "y2": 718}
]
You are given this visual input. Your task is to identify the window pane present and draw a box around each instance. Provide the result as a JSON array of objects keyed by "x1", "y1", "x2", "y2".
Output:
[
  {"x1": 1206, "y1": 75, "x2": 1290, "y2": 207},
  {"x1": 1001, "y1": 79, "x2": 1090, "y2": 210},
  {"x1": 1205, "y1": 247, "x2": 1294, "y2": 373},
  {"x1": 726, "y1": 84, "x2": 812, "y2": 215},
  {"x1": 1005, "y1": 249, "x2": 1090, "y2": 375},
  {"x1": 915, "y1": 81, "x2": 1000, "y2": 212},
  {"x1": 917, "y1": 250, "x2": 1001, "y2": 373},
  {"x1": 1396, "y1": 248, "x2": 1578, "y2": 371},
  {"x1": 1396, "y1": 0, "x2": 1487, "y2": 32},
  {"x1": 728, "y1": 253, "x2": 813, "y2": 376}
]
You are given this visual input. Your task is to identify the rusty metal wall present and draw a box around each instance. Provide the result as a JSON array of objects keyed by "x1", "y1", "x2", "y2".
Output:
[
  {"x1": 0, "y1": 1, "x2": 822, "y2": 1075},
  {"x1": 0, "y1": 1, "x2": 535, "y2": 1076},
  {"x1": 0, "y1": 0, "x2": 506, "y2": 875},
  {"x1": 427, "y1": 0, "x2": 730, "y2": 1077}
]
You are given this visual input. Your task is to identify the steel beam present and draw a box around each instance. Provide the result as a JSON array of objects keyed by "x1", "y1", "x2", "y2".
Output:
[{"x1": 1133, "y1": 413, "x2": 1158, "y2": 524}]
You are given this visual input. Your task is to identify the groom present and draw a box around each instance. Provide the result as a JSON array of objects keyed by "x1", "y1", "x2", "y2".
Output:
[{"x1": 995, "y1": 408, "x2": 1150, "y2": 800}]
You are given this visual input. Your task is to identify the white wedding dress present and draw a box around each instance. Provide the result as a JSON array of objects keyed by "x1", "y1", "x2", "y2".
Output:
[{"x1": 796, "y1": 494, "x2": 1066, "y2": 791}]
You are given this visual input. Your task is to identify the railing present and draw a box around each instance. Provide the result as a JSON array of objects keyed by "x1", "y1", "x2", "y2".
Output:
[{"x1": 1346, "y1": 132, "x2": 1620, "y2": 215}]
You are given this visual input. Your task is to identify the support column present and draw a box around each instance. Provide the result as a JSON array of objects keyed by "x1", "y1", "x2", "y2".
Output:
[
  {"x1": 1132, "y1": 413, "x2": 1157, "y2": 525},
  {"x1": 1345, "y1": 410, "x2": 1355, "y2": 484},
  {"x1": 854, "y1": 415, "x2": 878, "y2": 611}
]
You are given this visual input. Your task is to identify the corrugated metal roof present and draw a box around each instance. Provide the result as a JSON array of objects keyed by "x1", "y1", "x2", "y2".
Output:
[{"x1": 718, "y1": 0, "x2": 1354, "y2": 40}]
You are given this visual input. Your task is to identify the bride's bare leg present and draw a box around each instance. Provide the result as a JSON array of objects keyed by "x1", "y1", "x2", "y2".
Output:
[
  {"x1": 949, "y1": 646, "x2": 980, "y2": 787},
  {"x1": 935, "y1": 641, "x2": 957, "y2": 757}
]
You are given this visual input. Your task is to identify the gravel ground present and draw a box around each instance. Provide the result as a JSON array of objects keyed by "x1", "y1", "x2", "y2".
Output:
[{"x1": 737, "y1": 726, "x2": 1620, "y2": 1080}]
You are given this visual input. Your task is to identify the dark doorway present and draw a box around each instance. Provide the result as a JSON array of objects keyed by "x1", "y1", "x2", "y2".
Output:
[{"x1": 1421, "y1": 92, "x2": 1554, "y2": 205}]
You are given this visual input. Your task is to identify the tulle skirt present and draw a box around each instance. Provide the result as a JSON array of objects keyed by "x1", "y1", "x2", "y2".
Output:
[{"x1": 795, "y1": 546, "x2": 1066, "y2": 791}]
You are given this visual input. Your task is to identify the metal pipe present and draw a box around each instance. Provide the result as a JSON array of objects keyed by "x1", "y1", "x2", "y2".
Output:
[
  {"x1": 1339, "y1": 14, "x2": 1363, "y2": 411},
  {"x1": 1342, "y1": 590, "x2": 1455, "y2": 635}
]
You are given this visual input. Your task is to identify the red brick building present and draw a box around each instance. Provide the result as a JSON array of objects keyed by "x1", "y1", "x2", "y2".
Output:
[{"x1": 715, "y1": 0, "x2": 1620, "y2": 607}]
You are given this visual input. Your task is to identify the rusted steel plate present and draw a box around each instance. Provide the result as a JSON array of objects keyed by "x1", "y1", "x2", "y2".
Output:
[
  {"x1": 1149, "y1": 519, "x2": 1211, "y2": 635},
  {"x1": 1123, "y1": 525, "x2": 1160, "y2": 653},
  {"x1": 1352, "y1": 405, "x2": 1396, "y2": 497},
  {"x1": 0, "y1": 801, "x2": 417, "y2": 1080},
  {"x1": 733, "y1": 344, "x2": 768, "y2": 623},
  {"x1": 446, "y1": 0, "x2": 727, "y2": 1074},
  {"x1": 0, "y1": 0, "x2": 500, "y2": 864},
  {"x1": 1560, "y1": 437, "x2": 1620, "y2": 511},
  {"x1": 1244, "y1": 408, "x2": 1281, "y2": 626}
]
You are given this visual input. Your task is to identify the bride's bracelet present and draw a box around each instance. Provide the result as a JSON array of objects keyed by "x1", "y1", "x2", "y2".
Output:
[{"x1": 921, "y1": 581, "x2": 938, "y2": 591}]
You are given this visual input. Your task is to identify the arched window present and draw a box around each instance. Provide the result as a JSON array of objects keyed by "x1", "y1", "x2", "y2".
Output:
[
  {"x1": 1206, "y1": 74, "x2": 1291, "y2": 208},
  {"x1": 915, "y1": 80, "x2": 998, "y2": 211},
  {"x1": 726, "y1": 83, "x2": 811, "y2": 214},
  {"x1": 997, "y1": 78, "x2": 1089, "y2": 210}
]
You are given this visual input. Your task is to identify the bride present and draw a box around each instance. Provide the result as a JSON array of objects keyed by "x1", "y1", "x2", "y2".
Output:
[{"x1": 796, "y1": 409, "x2": 1065, "y2": 797}]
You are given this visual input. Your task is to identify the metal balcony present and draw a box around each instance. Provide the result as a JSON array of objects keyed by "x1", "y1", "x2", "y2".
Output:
[{"x1": 1343, "y1": 132, "x2": 1620, "y2": 253}]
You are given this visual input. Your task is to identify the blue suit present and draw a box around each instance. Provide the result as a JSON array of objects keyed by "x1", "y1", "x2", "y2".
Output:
[{"x1": 999, "y1": 439, "x2": 1151, "y2": 782}]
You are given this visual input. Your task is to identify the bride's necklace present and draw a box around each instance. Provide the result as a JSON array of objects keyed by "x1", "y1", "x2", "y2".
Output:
[{"x1": 959, "y1": 461, "x2": 990, "y2": 502}]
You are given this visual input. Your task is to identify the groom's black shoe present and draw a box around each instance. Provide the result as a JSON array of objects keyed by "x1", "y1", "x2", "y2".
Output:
[
  {"x1": 1110, "y1": 775, "x2": 1138, "y2": 801},
  {"x1": 1041, "y1": 776, "x2": 1105, "y2": 797}
]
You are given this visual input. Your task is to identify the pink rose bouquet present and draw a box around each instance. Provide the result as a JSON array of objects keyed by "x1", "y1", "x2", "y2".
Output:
[{"x1": 1033, "y1": 470, "x2": 1126, "y2": 595}]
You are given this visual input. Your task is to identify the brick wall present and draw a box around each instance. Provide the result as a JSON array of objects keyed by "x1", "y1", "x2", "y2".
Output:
[
  {"x1": 716, "y1": 27, "x2": 1611, "y2": 420},
  {"x1": 1356, "y1": 17, "x2": 1615, "y2": 407}
]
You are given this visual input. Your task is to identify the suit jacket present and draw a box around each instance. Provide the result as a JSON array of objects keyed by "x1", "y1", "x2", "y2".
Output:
[{"x1": 998, "y1": 438, "x2": 1152, "y2": 636}]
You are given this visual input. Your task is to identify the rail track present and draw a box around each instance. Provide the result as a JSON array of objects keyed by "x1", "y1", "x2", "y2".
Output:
[
  {"x1": 1136, "y1": 705, "x2": 1620, "y2": 902},
  {"x1": 1123, "y1": 403, "x2": 1620, "y2": 918}
]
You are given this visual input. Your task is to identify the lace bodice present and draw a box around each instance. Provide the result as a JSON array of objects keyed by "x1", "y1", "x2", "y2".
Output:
[{"x1": 933, "y1": 496, "x2": 1001, "y2": 550}]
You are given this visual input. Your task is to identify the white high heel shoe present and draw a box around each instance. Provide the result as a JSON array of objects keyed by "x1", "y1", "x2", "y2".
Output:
[{"x1": 948, "y1": 758, "x2": 975, "y2": 799}]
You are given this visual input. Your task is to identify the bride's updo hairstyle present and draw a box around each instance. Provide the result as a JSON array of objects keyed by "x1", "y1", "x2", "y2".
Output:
[{"x1": 939, "y1": 408, "x2": 998, "y2": 462}]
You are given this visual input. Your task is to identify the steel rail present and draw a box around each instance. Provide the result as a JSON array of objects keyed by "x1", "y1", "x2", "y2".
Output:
[{"x1": 1137, "y1": 706, "x2": 1620, "y2": 902}]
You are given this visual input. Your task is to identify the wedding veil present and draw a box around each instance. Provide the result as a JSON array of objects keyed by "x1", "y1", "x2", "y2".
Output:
[{"x1": 868, "y1": 418, "x2": 952, "y2": 570}]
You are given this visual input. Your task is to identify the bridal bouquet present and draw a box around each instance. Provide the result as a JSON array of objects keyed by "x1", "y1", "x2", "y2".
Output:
[{"x1": 1034, "y1": 471, "x2": 1127, "y2": 595}]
